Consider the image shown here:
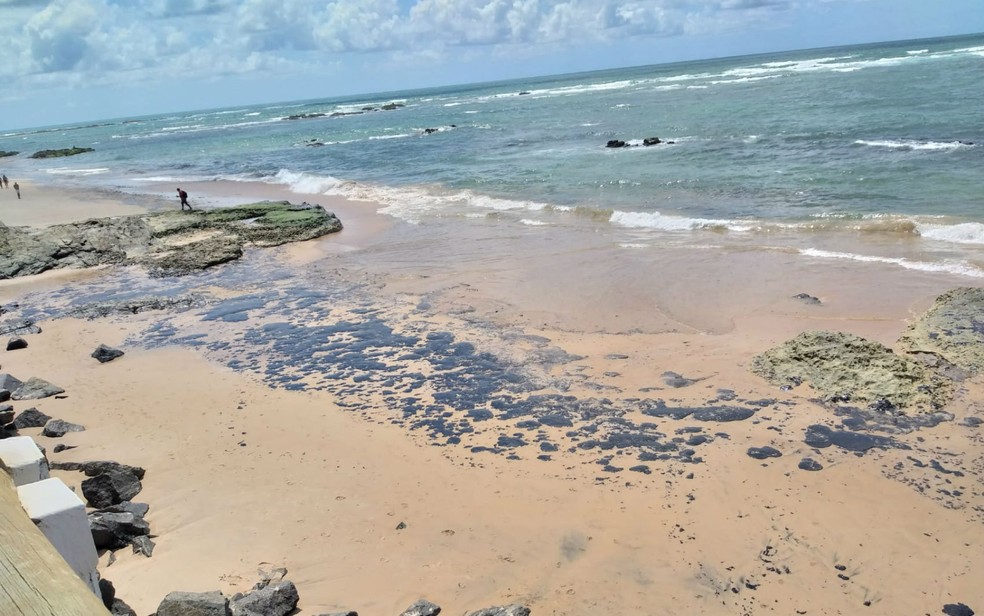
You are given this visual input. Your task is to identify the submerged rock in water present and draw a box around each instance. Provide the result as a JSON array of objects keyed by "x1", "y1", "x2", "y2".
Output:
[
  {"x1": 0, "y1": 201, "x2": 343, "y2": 279},
  {"x1": 750, "y1": 330, "x2": 952, "y2": 412},
  {"x1": 897, "y1": 287, "x2": 984, "y2": 374}
]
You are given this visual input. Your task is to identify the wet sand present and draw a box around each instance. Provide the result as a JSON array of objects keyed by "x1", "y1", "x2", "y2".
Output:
[{"x1": 1, "y1": 181, "x2": 982, "y2": 615}]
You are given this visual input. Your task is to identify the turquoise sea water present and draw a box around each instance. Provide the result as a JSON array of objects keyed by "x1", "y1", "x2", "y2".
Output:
[{"x1": 2, "y1": 33, "x2": 983, "y2": 275}]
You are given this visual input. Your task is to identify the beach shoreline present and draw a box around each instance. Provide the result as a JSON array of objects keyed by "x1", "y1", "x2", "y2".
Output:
[{"x1": 1, "y1": 179, "x2": 983, "y2": 615}]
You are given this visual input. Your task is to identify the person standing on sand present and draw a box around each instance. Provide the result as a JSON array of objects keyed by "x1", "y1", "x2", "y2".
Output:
[
  {"x1": 13, "y1": 182, "x2": 20, "y2": 198},
  {"x1": 177, "y1": 187, "x2": 192, "y2": 210},
  {"x1": 2, "y1": 174, "x2": 7, "y2": 188}
]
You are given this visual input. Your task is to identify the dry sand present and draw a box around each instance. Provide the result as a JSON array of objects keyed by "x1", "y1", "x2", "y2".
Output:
[{"x1": 1, "y1": 183, "x2": 983, "y2": 615}]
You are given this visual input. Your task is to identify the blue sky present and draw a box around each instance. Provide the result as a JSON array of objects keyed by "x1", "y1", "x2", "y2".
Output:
[{"x1": 1, "y1": 0, "x2": 982, "y2": 130}]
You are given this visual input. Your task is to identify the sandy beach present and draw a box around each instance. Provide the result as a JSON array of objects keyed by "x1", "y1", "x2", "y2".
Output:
[{"x1": 2, "y1": 181, "x2": 983, "y2": 615}]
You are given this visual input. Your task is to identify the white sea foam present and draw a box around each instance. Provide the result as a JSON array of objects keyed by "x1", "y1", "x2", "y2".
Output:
[
  {"x1": 609, "y1": 210, "x2": 745, "y2": 232},
  {"x1": 520, "y1": 219, "x2": 549, "y2": 226},
  {"x1": 44, "y1": 167, "x2": 110, "y2": 176},
  {"x1": 854, "y1": 139, "x2": 972, "y2": 151},
  {"x1": 800, "y1": 248, "x2": 984, "y2": 278},
  {"x1": 918, "y1": 222, "x2": 984, "y2": 245}
]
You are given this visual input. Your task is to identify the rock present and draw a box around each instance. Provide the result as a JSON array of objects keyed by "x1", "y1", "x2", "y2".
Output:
[
  {"x1": 52, "y1": 459, "x2": 147, "y2": 480},
  {"x1": 662, "y1": 371, "x2": 697, "y2": 387},
  {"x1": 793, "y1": 293, "x2": 821, "y2": 305},
  {"x1": 6, "y1": 336, "x2": 27, "y2": 350},
  {"x1": 52, "y1": 443, "x2": 77, "y2": 453},
  {"x1": 110, "y1": 598, "x2": 138, "y2": 616},
  {"x1": 91, "y1": 344, "x2": 125, "y2": 363},
  {"x1": 751, "y1": 330, "x2": 952, "y2": 412},
  {"x1": 12, "y1": 377, "x2": 66, "y2": 400},
  {"x1": 156, "y1": 590, "x2": 230, "y2": 616},
  {"x1": 81, "y1": 470, "x2": 143, "y2": 508},
  {"x1": 316, "y1": 612, "x2": 358, "y2": 616},
  {"x1": 99, "y1": 577, "x2": 117, "y2": 609},
  {"x1": 1, "y1": 201, "x2": 342, "y2": 280},
  {"x1": 131, "y1": 534, "x2": 155, "y2": 557},
  {"x1": 0, "y1": 319, "x2": 42, "y2": 335},
  {"x1": 229, "y1": 580, "x2": 299, "y2": 616},
  {"x1": 401, "y1": 600, "x2": 442, "y2": 616},
  {"x1": 798, "y1": 458, "x2": 823, "y2": 471},
  {"x1": 88, "y1": 510, "x2": 151, "y2": 550},
  {"x1": 943, "y1": 604, "x2": 975, "y2": 616},
  {"x1": 29, "y1": 146, "x2": 95, "y2": 159},
  {"x1": 13, "y1": 407, "x2": 51, "y2": 429},
  {"x1": 101, "y1": 501, "x2": 151, "y2": 517},
  {"x1": 747, "y1": 446, "x2": 782, "y2": 460},
  {"x1": 41, "y1": 418, "x2": 85, "y2": 437},
  {"x1": 0, "y1": 373, "x2": 23, "y2": 392},
  {"x1": 642, "y1": 137, "x2": 662, "y2": 146},
  {"x1": 898, "y1": 287, "x2": 984, "y2": 373},
  {"x1": 0, "y1": 389, "x2": 8, "y2": 403},
  {"x1": 70, "y1": 295, "x2": 202, "y2": 319},
  {"x1": 606, "y1": 139, "x2": 628, "y2": 148},
  {"x1": 804, "y1": 424, "x2": 898, "y2": 452},
  {"x1": 0, "y1": 406, "x2": 13, "y2": 425},
  {"x1": 466, "y1": 606, "x2": 531, "y2": 616}
]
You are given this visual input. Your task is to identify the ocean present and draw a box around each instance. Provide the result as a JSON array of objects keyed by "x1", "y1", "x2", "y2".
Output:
[{"x1": 2, "y1": 32, "x2": 983, "y2": 277}]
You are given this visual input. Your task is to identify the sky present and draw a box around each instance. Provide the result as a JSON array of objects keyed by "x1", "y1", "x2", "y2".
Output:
[{"x1": 1, "y1": 0, "x2": 982, "y2": 130}]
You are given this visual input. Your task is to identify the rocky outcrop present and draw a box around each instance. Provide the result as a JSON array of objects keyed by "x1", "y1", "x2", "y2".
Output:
[
  {"x1": 751, "y1": 330, "x2": 953, "y2": 412},
  {"x1": 29, "y1": 146, "x2": 95, "y2": 159},
  {"x1": 897, "y1": 287, "x2": 984, "y2": 373},
  {"x1": 0, "y1": 150, "x2": 18, "y2": 157},
  {"x1": 0, "y1": 201, "x2": 343, "y2": 279}
]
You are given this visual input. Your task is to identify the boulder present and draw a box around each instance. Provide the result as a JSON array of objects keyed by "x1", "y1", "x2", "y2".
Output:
[
  {"x1": 101, "y1": 501, "x2": 150, "y2": 517},
  {"x1": 467, "y1": 607, "x2": 532, "y2": 616},
  {"x1": 92, "y1": 344, "x2": 125, "y2": 363},
  {"x1": 88, "y1": 510, "x2": 151, "y2": 550},
  {"x1": 642, "y1": 137, "x2": 662, "y2": 146},
  {"x1": 42, "y1": 418, "x2": 85, "y2": 437},
  {"x1": 0, "y1": 374, "x2": 22, "y2": 393},
  {"x1": 12, "y1": 377, "x2": 65, "y2": 400},
  {"x1": 13, "y1": 407, "x2": 51, "y2": 429},
  {"x1": 229, "y1": 580, "x2": 299, "y2": 616},
  {"x1": 605, "y1": 139, "x2": 628, "y2": 148},
  {"x1": 29, "y1": 147, "x2": 95, "y2": 159},
  {"x1": 81, "y1": 470, "x2": 143, "y2": 508},
  {"x1": 751, "y1": 330, "x2": 953, "y2": 412},
  {"x1": 401, "y1": 600, "x2": 441, "y2": 616},
  {"x1": 6, "y1": 336, "x2": 27, "y2": 351},
  {"x1": 131, "y1": 534, "x2": 156, "y2": 557},
  {"x1": 0, "y1": 319, "x2": 42, "y2": 336},
  {"x1": 110, "y1": 598, "x2": 138, "y2": 616},
  {"x1": 156, "y1": 591, "x2": 230, "y2": 616},
  {"x1": 52, "y1": 459, "x2": 146, "y2": 480},
  {"x1": 0, "y1": 406, "x2": 13, "y2": 425},
  {"x1": 0, "y1": 389, "x2": 9, "y2": 402}
]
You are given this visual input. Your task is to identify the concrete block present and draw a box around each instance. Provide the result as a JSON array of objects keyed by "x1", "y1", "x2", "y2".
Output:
[
  {"x1": 17, "y1": 478, "x2": 101, "y2": 596},
  {"x1": 0, "y1": 435, "x2": 50, "y2": 486}
]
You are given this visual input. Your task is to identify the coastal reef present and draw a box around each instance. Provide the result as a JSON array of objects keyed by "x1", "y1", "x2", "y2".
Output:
[
  {"x1": 0, "y1": 150, "x2": 17, "y2": 158},
  {"x1": 751, "y1": 330, "x2": 953, "y2": 412},
  {"x1": 897, "y1": 286, "x2": 984, "y2": 374},
  {"x1": 0, "y1": 200, "x2": 342, "y2": 279},
  {"x1": 28, "y1": 146, "x2": 95, "y2": 159}
]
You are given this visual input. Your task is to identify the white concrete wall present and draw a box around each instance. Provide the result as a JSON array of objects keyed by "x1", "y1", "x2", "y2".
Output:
[
  {"x1": 0, "y1": 435, "x2": 50, "y2": 486},
  {"x1": 16, "y1": 477, "x2": 101, "y2": 597}
]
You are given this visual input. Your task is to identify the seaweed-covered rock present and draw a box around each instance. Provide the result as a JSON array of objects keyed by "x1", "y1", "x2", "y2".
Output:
[
  {"x1": 751, "y1": 330, "x2": 952, "y2": 411},
  {"x1": 898, "y1": 287, "x2": 984, "y2": 373},
  {"x1": 0, "y1": 201, "x2": 342, "y2": 280},
  {"x1": 29, "y1": 147, "x2": 95, "y2": 159}
]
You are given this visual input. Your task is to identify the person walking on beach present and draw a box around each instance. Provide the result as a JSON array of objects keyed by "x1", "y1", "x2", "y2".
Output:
[
  {"x1": 12, "y1": 182, "x2": 20, "y2": 199},
  {"x1": 177, "y1": 187, "x2": 192, "y2": 210},
  {"x1": 1, "y1": 175, "x2": 7, "y2": 188}
]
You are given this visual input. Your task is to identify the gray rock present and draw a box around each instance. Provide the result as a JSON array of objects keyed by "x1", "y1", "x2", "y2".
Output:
[
  {"x1": 747, "y1": 446, "x2": 782, "y2": 460},
  {"x1": 467, "y1": 606, "x2": 532, "y2": 616},
  {"x1": 89, "y1": 510, "x2": 151, "y2": 550},
  {"x1": 81, "y1": 470, "x2": 143, "y2": 508},
  {"x1": 0, "y1": 319, "x2": 42, "y2": 336},
  {"x1": 99, "y1": 578, "x2": 117, "y2": 609},
  {"x1": 798, "y1": 458, "x2": 824, "y2": 471},
  {"x1": 131, "y1": 534, "x2": 155, "y2": 557},
  {"x1": 156, "y1": 591, "x2": 230, "y2": 616},
  {"x1": 12, "y1": 377, "x2": 65, "y2": 400},
  {"x1": 401, "y1": 600, "x2": 442, "y2": 616},
  {"x1": 0, "y1": 389, "x2": 9, "y2": 402},
  {"x1": 6, "y1": 336, "x2": 27, "y2": 351},
  {"x1": 0, "y1": 406, "x2": 13, "y2": 425},
  {"x1": 0, "y1": 374, "x2": 23, "y2": 393},
  {"x1": 315, "y1": 612, "x2": 358, "y2": 616},
  {"x1": 13, "y1": 407, "x2": 51, "y2": 429},
  {"x1": 229, "y1": 580, "x2": 299, "y2": 616},
  {"x1": 42, "y1": 418, "x2": 85, "y2": 437},
  {"x1": 110, "y1": 598, "x2": 137, "y2": 616},
  {"x1": 92, "y1": 344, "x2": 125, "y2": 363},
  {"x1": 52, "y1": 459, "x2": 146, "y2": 479},
  {"x1": 101, "y1": 501, "x2": 150, "y2": 517}
]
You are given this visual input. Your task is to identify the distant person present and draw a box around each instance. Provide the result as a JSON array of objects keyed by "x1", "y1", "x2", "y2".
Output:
[
  {"x1": 1, "y1": 174, "x2": 7, "y2": 188},
  {"x1": 177, "y1": 187, "x2": 192, "y2": 210},
  {"x1": 12, "y1": 182, "x2": 20, "y2": 199}
]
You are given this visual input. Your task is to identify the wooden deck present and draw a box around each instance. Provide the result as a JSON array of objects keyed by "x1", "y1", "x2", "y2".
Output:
[{"x1": 0, "y1": 471, "x2": 108, "y2": 615}]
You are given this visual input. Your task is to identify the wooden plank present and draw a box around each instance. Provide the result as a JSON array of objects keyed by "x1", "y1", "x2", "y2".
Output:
[{"x1": 0, "y1": 470, "x2": 108, "y2": 615}]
